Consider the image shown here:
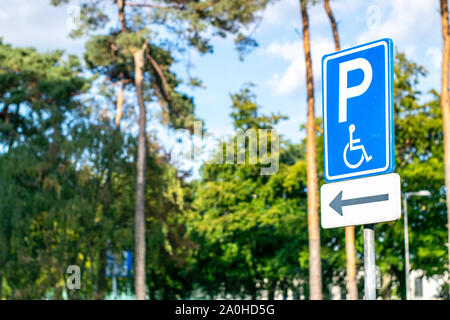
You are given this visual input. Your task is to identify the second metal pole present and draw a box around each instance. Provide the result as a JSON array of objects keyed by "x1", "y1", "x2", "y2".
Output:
[
  {"x1": 403, "y1": 195, "x2": 410, "y2": 300},
  {"x1": 364, "y1": 224, "x2": 377, "y2": 300},
  {"x1": 112, "y1": 274, "x2": 117, "y2": 300}
]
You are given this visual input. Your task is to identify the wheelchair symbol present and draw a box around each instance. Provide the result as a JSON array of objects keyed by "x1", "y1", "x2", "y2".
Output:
[{"x1": 343, "y1": 124, "x2": 372, "y2": 169}]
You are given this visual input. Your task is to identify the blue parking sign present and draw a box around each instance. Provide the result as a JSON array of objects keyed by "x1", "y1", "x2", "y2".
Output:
[{"x1": 322, "y1": 38, "x2": 394, "y2": 182}]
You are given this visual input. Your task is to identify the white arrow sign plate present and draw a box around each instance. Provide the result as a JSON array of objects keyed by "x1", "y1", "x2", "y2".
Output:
[{"x1": 321, "y1": 173, "x2": 401, "y2": 229}]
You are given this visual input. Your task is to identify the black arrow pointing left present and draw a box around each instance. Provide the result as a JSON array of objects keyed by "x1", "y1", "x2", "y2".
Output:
[{"x1": 329, "y1": 191, "x2": 389, "y2": 216}]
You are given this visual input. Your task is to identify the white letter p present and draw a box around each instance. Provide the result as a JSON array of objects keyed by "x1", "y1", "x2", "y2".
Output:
[{"x1": 338, "y1": 58, "x2": 372, "y2": 123}]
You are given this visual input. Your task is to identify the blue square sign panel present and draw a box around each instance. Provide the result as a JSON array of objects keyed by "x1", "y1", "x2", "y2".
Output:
[{"x1": 322, "y1": 38, "x2": 394, "y2": 182}]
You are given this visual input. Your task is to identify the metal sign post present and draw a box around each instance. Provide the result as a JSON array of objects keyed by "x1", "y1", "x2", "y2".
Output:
[
  {"x1": 112, "y1": 272, "x2": 118, "y2": 300},
  {"x1": 363, "y1": 224, "x2": 376, "y2": 300},
  {"x1": 403, "y1": 195, "x2": 410, "y2": 300}
]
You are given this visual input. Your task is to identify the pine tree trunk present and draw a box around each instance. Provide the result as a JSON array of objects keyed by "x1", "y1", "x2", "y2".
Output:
[
  {"x1": 115, "y1": 0, "x2": 127, "y2": 130},
  {"x1": 345, "y1": 226, "x2": 358, "y2": 299},
  {"x1": 300, "y1": 0, "x2": 322, "y2": 300},
  {"x1": 324, "y1": 0, "x2": 340, "y2": 52},
  {"x1": 118, "y1": 0, "x2": 128, "y2": 32},
  {"x1": 115, "y1": 82, "x2": 125, "y2": 128},
  {"x1": 133, "y1": 45, "x2": 147, "y2": 300},
  {"x1": 440, "y1": 0, "x2": 450, "y2": 282},
  {"x1": 324, "y1": 0, "x2": 358, "y2": 300}
]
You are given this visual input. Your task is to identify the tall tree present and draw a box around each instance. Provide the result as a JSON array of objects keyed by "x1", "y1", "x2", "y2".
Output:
[
  {"x1": 324, "y1": 0, "x2": 339, "y2": 51},
  {"x1": 111, "y1": 7, "x2": 147, "y2": 297},
  {"x1": 299, "y1": 0, "x2": 322, "y2": 299},
  {"x1": 52, "y1": 0, "x2": 274, "y2": 299},
  {"x1": 0, "y1": 41, "x2": 94, "y2": 299},
  {"x1": 323, "y1": 0, "x2": 358, "y2": 300},
  {"x1": 133, "y1": 41, "x2": 147, "y2": 299},
  {"x1": 440, "y1": 0, "x2": 450, "y2": 281}
]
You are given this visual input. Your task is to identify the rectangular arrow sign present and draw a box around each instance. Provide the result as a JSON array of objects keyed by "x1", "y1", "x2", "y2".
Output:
[{"x1": 321, "y1": 173, "x2": 401, "y2": 228}]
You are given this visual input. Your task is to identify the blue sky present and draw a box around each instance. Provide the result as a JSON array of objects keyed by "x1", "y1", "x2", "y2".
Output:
[{"x1": 0, "y1": 0, "x2": 444, "y2": 171}]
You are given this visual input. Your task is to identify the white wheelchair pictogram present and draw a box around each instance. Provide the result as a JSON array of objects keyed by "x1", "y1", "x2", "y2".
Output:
[{"x1": 343, "y1": 124, "x2": 372, "y2": 169}]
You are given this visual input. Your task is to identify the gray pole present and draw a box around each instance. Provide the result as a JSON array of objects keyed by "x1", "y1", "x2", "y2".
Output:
[
  {"x1": 403, "y1": 194, "x2": 410, "y2": 300},
  {"x1": 112, "y1": 274, "x2": 117, "y2": 300},
  {"x1": 112, "y1": 261, "x2": 118, "y2": 300},
  {"x1": 364, "y1": 224, "x2": 376, "y2": 300}
]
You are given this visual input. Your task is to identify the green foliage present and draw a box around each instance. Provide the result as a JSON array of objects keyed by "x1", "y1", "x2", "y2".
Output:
[
  {"x1": 373, "y1": 52, "x2": 447, "y2": 298},
  {"x1": 230, "y1": 83, "x2": 287, "y2": 131},
  {"x1": 0, "y1": 39, "x2": 196, "y2": 299},
  {"x1": 0, "y1": 41, "x2": 94, "y2": 298},
  {"x1": 186, "y1": 85, "x2": 310, "y2": 298}
]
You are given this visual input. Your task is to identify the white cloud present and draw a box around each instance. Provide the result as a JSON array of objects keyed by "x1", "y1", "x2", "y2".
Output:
[
  {"x1": 331, "y1": 0, "x2": 367, "y2": 13},
  {"x1": 266, "y1": 38, "x2": 334, "y2": 96},
  {"x1": 0, "y1": 9, "x2": 7, "y2": 21},
  {"x1": 268, "y1": 56, "x2": 303, "y2": 95},
  {"x1": 0, "y1": 0, "x2": 114, "y2": 55},
  {"x1": 262, "y1": 0, "x2": 298, "y2": 26},
  {"x1": 266, "y1": 41, "x2": 300, "y2": 61},
  {"x1": 426, "y1": 47, "x2": 442, "y2": 70},
  {"x1": 356, "y1": 0, "x2": 441, "y2": 60},
  {"x1": 259, "y1": 0, "x2": 338, "y2": 36}
]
